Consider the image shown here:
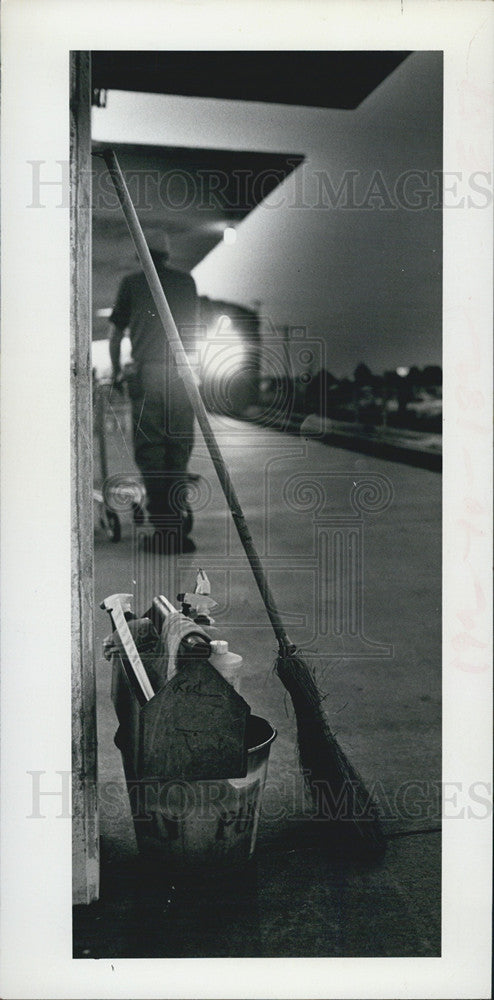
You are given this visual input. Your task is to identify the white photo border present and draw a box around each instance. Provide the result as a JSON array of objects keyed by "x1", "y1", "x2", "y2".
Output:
[{"x1": 1, "y1": 2, "x2": 492, "y2": 998}]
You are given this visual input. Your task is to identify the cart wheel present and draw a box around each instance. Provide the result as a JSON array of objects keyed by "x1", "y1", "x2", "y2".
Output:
[
  {"x1": 132, "y1": 501, "x2": 145, "y2": 525},
  {"x1": 102, "y1": 509, "x2": 121, "y2": 542}
]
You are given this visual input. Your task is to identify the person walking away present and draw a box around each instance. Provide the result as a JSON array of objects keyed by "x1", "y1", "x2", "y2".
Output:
[{"x1": 108, "y1": 231, "x2": 198, "y2": 553}]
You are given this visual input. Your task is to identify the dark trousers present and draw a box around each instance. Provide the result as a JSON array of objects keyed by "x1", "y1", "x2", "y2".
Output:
[{"x1": 130, "y1": 363, "x2": 194, "y2": 531}]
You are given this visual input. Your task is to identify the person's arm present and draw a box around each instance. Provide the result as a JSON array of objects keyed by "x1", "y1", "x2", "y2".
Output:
[
  {"x1": 108, "y1": 276, "x2": 131, "y2": 385},
  {"x1": 109, "y1": 323, "x2": 124, "y2": 379}
]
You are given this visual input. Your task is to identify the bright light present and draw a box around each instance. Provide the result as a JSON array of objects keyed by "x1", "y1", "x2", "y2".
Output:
[
  {"x1": 217, "y1": 314, "x2": 232, "y2": 329},
  {"x1": 223, "y1": 227, "x2": 237, "y2": 246},
  {"x1": 201, "y1": 329, "x2": 245, "y2": 380},
  {"x1": 396, "y1": 366, "x2": 410, "y2": 377},
  {"x1": 96, "y1": 307, "x2": 113, "y2": 318}
]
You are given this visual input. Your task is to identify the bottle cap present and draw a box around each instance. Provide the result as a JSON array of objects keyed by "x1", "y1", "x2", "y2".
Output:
[{"x1": 210, "y1": 639, "x2": 228, "y2": 655}]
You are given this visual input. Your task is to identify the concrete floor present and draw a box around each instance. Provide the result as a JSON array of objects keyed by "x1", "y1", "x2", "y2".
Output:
[{"x1": 74, "y1": 404, "x2": 441, "y2": 957}]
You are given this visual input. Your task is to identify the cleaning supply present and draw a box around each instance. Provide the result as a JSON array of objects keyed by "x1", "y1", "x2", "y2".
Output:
[
  {"x1": 105, "y1": 592, "x2": 251, "y2": 784},
  {"x1": 208, "y1": 640, "x2": 242, "y2": 693},
  {"x1": 100, "y1": 593, "x2": 155, "y2": 703},
  {"x1": 154, "y1": 610, "x2": 212, "y2": 683},
  {"x1": 177, "y1": 569, "x2": 218, "y2": 626}
]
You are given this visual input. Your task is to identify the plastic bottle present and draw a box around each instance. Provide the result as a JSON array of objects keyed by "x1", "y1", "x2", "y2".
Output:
[{"x1": 208, "y1": 640, "x2": 243, "y2": 693}]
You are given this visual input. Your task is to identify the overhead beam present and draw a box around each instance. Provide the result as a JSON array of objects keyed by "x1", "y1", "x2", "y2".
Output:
[{"x1": 91, "y1": 51, "x2": 411, "y2": 110}]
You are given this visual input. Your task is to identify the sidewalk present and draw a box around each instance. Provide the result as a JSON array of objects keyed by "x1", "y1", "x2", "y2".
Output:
[
  {"x1": 247, "y1": 409, "x2": 442, "y2": 471},
  {"x1": 74, "y1": 415, "x2": 441, "y2": 959},
  {"x1": 301, "y1": 415, "x2": 442, "y2": 471},
  {"x1": 74, "y1": 418, "x2": 441, "y2": 958}
]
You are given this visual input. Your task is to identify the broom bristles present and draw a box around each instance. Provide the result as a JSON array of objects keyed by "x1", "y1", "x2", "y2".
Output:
[{"x1": 276, "y1": 651, "x2": 386, "y2": 858}]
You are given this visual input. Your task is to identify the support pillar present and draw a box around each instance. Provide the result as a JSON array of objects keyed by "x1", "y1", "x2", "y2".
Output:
[{"x1": 70, "y1": 50, "x2": 99, "y2": 904}]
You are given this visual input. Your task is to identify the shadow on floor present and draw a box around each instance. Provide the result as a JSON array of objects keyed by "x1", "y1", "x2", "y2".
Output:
[{"x1": 73, "y1": 824, "x2": 440, "y2": 959}]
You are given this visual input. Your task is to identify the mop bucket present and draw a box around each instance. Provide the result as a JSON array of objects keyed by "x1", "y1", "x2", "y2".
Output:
[{"x1": 128, "y1": 715, "x2": 276, "y2": 871}]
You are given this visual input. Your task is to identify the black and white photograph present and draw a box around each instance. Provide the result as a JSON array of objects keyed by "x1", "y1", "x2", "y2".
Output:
[
  {"x1": 75, "y1": 47, "x2": 445, "y2": 958},
  {"x1": 1, "y1": 3, "x2": 492, "y2": 998}
]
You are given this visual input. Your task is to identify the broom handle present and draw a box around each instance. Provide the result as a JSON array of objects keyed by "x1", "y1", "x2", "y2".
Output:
[{"x1": 103, "y1": 149, "x2": 294, "y2": 655}]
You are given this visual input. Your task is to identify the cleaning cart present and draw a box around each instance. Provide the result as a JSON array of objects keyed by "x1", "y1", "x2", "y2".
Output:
[
  {"x1": 93, "y1": 372, "x2": 201, "y2": 541},
  {"x1": 92, "y1": 373, "x2": 148, "y2": 541},
  {"x1": 93, "y1": 374, "x2": 122, "y2": 542}
]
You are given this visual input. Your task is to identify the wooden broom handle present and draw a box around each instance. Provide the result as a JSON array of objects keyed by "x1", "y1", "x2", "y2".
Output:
[{"x1": 103, "y1": 149, "x2": 294, "y2": 655}]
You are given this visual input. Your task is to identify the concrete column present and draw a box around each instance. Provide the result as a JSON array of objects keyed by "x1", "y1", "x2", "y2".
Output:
[{"x1": 70, "y1": 51, "x2": 99, "y2": 904}]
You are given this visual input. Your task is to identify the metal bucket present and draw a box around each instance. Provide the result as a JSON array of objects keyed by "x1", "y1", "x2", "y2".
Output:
[{"x1": 129, "y1": 715, "x2": 276, "y2": 871}]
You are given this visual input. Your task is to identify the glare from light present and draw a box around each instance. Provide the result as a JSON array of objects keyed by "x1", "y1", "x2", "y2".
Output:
[
  {"x1": 201, "y1": 329, "x2": 245, "y2": 380},
  {"x1": 217, "y1": 314, "x2": 232, "y2": 329},
  {"x1": 223, "y1": 227, "x2": 237, "y2": 246},
  {"x1": 396, "y1": 366, "x2": 410, "y2": 377},
  {"x1": 96, "y1": 307, "x2": 113, "y2": 318}
]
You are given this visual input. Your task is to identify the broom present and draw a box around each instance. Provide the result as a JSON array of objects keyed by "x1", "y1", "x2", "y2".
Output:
[{"x1": 101, "y1": 148, "x2": 386, "y2": 858}]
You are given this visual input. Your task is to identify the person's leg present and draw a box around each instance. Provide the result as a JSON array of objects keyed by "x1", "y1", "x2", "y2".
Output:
[
  {"x1": 162, "y1": 376, "x2": 195, "y2": 537},
  {"x1": 132, "y1": 366, "x2": 195, "y2": 543},
  {"x1": 131, "y1": 365, "x2": 169, "y2": 526}
]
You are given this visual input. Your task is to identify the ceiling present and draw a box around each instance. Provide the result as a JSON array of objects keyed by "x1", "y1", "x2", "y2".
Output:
[
  {"x1": 92, "y1": 142, "x2": 303, "y2": 337},
  {"x1": 91, "y1": 50, "x2": 412, "y2": 340},
  {"x1": 91, "y1": 51, "x2": 411, "y2": 110}
]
